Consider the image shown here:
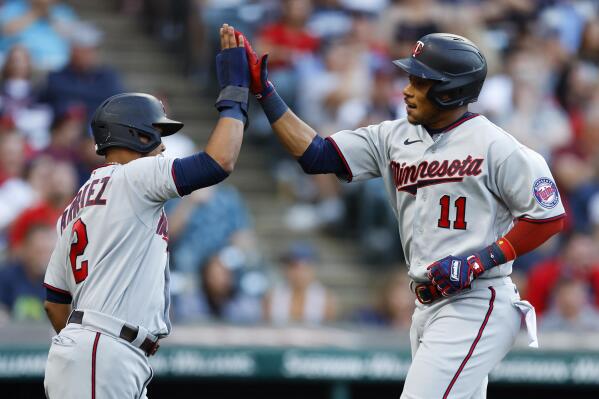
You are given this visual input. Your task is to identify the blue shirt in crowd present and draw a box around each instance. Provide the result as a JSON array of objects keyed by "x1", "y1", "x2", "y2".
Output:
[
  {"x1": 170, "y1": 186, "x2": 251, "y2": 273},
  {"x1": 0, "y1": 0, "x2": 77, "y2": 70},
  {"x1": 0, "y1": 263, "x2": 46, "y2": 321},
  {"x1": 42, "y1": 64, "x2": 125, "y2": 123}
]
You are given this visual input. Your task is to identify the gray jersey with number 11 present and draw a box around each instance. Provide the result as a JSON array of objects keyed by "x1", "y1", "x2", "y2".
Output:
[
  {"x1": 44, "y1": 156, "x2": 180, "y2": 336},
  {"x1": 328, "y1": 114, "x2": 565, "y2": 282}
]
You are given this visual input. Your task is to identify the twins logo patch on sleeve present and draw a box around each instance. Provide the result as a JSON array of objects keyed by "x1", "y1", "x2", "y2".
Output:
[{"x1": 533, "y1": 177, "x2": 559, "y2": 209}]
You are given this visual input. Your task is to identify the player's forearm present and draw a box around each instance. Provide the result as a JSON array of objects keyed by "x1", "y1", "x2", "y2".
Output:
[
  {"x1": 260, "y1": 92, "x2": 347, "y2": 175},
  {"x1": 172, "y1": 108, "x2": 245, "y2": 195},
  {"x1": 205, "y1": 116, "x2": 244, "y2": 173},
  {"x1": 44, "y1": 301, "x2": 71, "y2": 334},
  {"x1": 429, "y1": 216, "x2": 565, "y2": 296},
  {"x1": 270, "y1": 109, "x2": 317, "y2": 158}
]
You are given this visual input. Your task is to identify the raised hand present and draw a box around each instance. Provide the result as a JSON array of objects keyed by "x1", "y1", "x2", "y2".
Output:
[
  {"x1": 214, "y1": 24, "x2": 250, "y2": 124},
  {"x1": 236, "y1": 30, "x2": 274, "y2": 99}
]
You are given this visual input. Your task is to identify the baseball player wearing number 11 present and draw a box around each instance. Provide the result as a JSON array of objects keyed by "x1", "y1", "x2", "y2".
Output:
[
  {"x1": 42, "y1": 25, "x2": 249, "y2": 399},
  {"x1": 240, "y1": 32, "x2": 565, "y2": 398}
]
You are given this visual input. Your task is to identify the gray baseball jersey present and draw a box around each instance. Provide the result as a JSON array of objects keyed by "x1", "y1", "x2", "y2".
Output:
[
  {"x1": 328, "y1": 114, "x2": 565, "y2": 282},
  {"x1": 44, "y1": 156, "x2": 180, "y2": 336},
  {"x1": 329, "y1": 113, "x2": 562, "y2": 398}
]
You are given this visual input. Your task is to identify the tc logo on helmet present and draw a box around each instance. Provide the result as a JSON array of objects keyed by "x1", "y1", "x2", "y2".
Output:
[{"x1": 412, "y1": 41, "x2": 424, "y2": 57}]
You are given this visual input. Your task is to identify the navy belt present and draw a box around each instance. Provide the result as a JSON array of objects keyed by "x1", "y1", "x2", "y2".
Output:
[{"x1": 68, "y1": 310, "x2": 160, "y2": 356}]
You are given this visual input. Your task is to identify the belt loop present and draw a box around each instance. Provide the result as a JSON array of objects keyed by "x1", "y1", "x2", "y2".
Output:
[
  {"x1": 68, "y1": 310, "x2": 84, "y2": 324},
  {"x1": 129, "y1": 325, "x2": 147, "y2": 348}
]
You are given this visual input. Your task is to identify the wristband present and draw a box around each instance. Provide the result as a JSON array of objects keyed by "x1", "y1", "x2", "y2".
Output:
[
  {"x1": 473, "y1": 239, "x2": 515, "y2": 272},
  {"x1": 259, "y1": 88, "x2": 288, "y2": 124}
]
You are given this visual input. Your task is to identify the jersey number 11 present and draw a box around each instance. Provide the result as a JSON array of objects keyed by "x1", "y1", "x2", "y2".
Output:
[{"x1": 438, "y1": 195, "x2": 467, "y2": 230}]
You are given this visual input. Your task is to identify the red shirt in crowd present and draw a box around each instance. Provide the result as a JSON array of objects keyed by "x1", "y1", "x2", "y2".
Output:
[
  {"x1": 526, "y1": 258, "x2": 599, "y2": 316},
  {"x1": 9, "y1": 202, "x2": 59, "y2": 250},
  {"x1": 257, "y1": 23, "x2": 319, "y2": 70}
]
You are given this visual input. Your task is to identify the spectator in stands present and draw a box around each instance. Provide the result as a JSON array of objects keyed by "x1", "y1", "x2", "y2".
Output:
[
  {"x1": 256, "y1": 0, "x2": 319, "y2": 107},
  {"x1": 42, "y1": 104, "x2": 86, "y2": 161},
  {"x1": 8, "y1": 159, "x2": 76, "y2": 251},
  {"x1": 40, "y1": 21, "x2": 124, "y2": 123},
  {"x1": 1, "y1": 45, "x2": 38, "y2": 118},
  {"x1": 554, "y1": 60, "x2": 599, "y2": 139},
  {"x1": 526, "y1": 232, "x2": 599, "y2": 316},
  {"x1": 173, "y1": 246, "x2": 263, "y2": 324},
  {"x1": 0, "y1": 45, "x2": 52, "y2": 150},
  {"x1": 539, "y1": 278, "x2": 599, "y2": 332},
  {"x1": 263, "y1": 242, "x2": 336, "y2": 324},
  {"x1": 0, "y1": 132, "x2": 36, "y2": 236},
  {"x1": 552, "y1": 99, "x2": 599, "y2": 234},
  {"x1": 357, "y1": 66, "x2": 398, "y2": 127},
  {"x1": 0, "y1": 0, "x2": 78, "y2": 70},
  {"x1": 306, "y1": 0, "x2": 352, "y2": 39},
  {"x1": 169, "y1": 185, "x2": 256, "y2": 274},
  {"x1": 352, "y1": 270, "x2": 414, "y2": 330},
  {"x1": 497, "y1": 48, "x2": 572, "y2": 160},
  {"x1": 0, "y1": 223, "x2": 55, "y2": 321},
  {"x1": 580, "y1": 15, "x2": 599, "y2": 64},
  {"x1": 281, "y1": 35, "x2": 372, "y2": 232},
  {"x1": 298, "y1": 36, "x2": 370, "y2": 133},
  {"x1": 39, "y1": 104, "x2": 90, "y2": 183}
]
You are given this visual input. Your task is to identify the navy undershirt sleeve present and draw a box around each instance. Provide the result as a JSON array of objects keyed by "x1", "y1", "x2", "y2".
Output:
[
  {"x1": 297, "y1": 136, "x2": 348, "y2": 178},
  {"x1": 172, "y1": 152, "x2": 230, "y2": 196},
  {"x1": 46, "y1": 287, "x2": 72, "y2": 304}
]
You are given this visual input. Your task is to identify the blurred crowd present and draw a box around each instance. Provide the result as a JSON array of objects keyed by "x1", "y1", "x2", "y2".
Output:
[
  {"x1": 2, "y1": 0, "x2": 599, "y2": 336},
  {"x1": 128, "y1": 0, "x2": 599, "y2": 333}
]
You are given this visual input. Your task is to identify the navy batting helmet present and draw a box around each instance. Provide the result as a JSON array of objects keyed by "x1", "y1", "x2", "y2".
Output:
[
  {"x1": 394, "y1": 33, "x2": 487, "y2": 109},
  {"x1": 91, "y1": 93, "x2": 183, "y2": 155}
]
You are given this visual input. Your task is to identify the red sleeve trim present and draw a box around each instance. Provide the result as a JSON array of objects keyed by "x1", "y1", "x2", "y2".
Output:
[
  {"x1": 170, "y1": 161, "x2": 184, "y2": 197},
  {"x1": 325, "y1": 136, "x2": 353, "y2": 182},
  {"x1": 517, "y1": 214, "x2": 566, "y2": 224},
  {"x1": 504, "y1": 216, "x2": 565, "y2": 257},
  {"x1": 43, "y1": 283, "x2": 71, "y2": 296}
]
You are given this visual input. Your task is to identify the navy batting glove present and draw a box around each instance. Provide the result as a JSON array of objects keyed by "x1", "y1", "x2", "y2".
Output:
[
  {"x1": 427, "y1": 254, "x2": 485, "y2": 296},
  {"x1": 214, "y1": 47, "x2": 250, "y2": 121},
  {"x1": 215, "y1": 47, "x2": 250, "y2": 89}
]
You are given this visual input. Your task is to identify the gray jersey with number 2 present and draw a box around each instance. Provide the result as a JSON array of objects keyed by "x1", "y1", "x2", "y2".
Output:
[
  {"x1": 44, "y1": 156, "x2": 180, "y2": 336},
  {"x1": 329, "y1": 114, "x2": 565, "y2": 282}
]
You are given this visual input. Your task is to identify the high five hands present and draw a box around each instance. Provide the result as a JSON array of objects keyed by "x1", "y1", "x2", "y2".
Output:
[{"x1": 214, "y1": 24, "x2": 250, "y2": 126}]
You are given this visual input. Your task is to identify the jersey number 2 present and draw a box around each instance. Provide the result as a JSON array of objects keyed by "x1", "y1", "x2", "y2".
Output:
[
  {"x1": 438, "y1": 195, "x2": 467, "y2": 230},
  {"x1": 69, "y1": 218, "x2": 89, "y2": 283}
]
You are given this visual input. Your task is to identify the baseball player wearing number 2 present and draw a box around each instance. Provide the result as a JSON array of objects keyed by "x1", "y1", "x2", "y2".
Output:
[
  {"x1": 241, "y1": 32, "x2": 565, "y2": 398},
  {"x1": 42, "y1": 25, "x2": 249, "y2": 399}
]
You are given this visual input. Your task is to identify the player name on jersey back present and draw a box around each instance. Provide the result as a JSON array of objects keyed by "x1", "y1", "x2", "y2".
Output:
[
  {"x1": 45, "y1": 157, "x2": 181, "y2": 335},
  {"x1": 60, "y1": 176, "x2": 111, "y2": 232}
]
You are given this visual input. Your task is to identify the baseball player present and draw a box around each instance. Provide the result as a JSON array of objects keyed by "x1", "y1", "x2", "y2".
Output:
[
  {"x1": 42, "y1": 25, "x2": 249, "y2": 399},
  {"x1": 240, "y1": 32, "x2": 565, "y2": 398}
]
